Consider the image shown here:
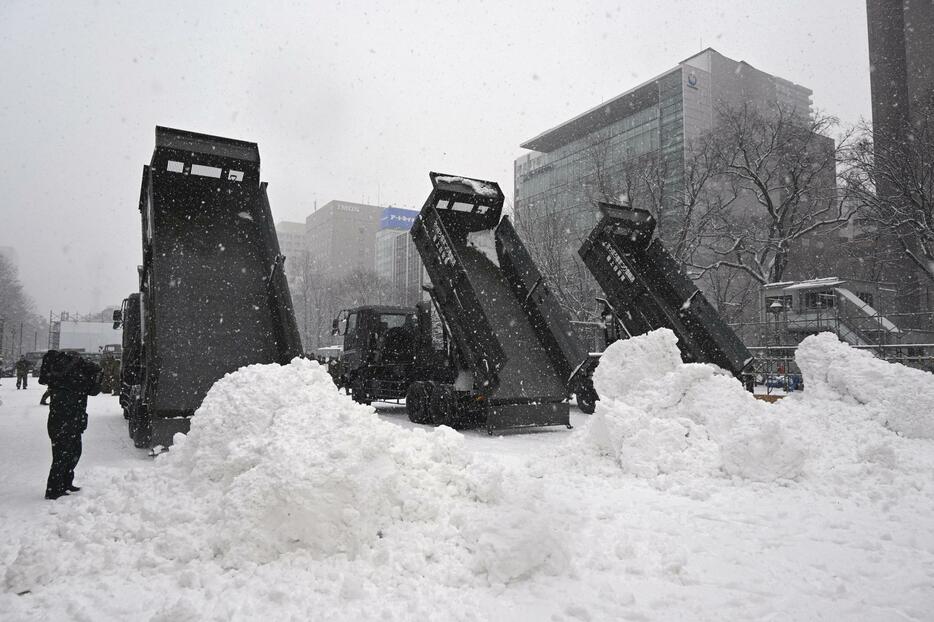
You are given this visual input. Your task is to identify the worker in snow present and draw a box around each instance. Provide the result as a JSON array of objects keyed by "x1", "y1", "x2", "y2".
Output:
[
  {"x1": 99, "y1": 353, "x2": 120, "y2": 394},
  {"x1": 15, "y1": 355, "x2": 30, "y2": 389},
  {"x1": 39, "y1": 351, "x2": 101, "y2": 500}
]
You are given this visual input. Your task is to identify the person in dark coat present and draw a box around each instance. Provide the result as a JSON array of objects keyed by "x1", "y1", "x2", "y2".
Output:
[
  {"x1": 15, "y1": 355, "x2": 30, "y2": 389},
  {"x1": 39, "y1": 351, "x2": 101, "y2": 500}
]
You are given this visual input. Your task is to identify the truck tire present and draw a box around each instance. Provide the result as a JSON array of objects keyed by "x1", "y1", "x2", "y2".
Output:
[
  {"x1": 429, "y1": 384, "x2": 458, "y2": 427},
  {"x1": 575, "y1": 379, "x2": 599, "y2": 415},
  {"x1": 351, "y1": 381, "x2": 372, "y2": 406},
  {"x1": 406, "y1": 381, "x2": 433, "y2": 424},
  {"x1": 575, "y1": 391, "x2": 597, "y2": 415},
  {"x1": 133, "y1": 407, "x2": 152, "y2": 449}
]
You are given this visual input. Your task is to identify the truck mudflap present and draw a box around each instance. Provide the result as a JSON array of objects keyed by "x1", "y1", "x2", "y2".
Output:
[{"x1": 579, "y1": 202, "x2": 754, "y2": 380}]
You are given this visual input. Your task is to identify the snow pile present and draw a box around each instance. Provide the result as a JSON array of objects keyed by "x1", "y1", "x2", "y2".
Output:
[
  {"x1": 581, "y1": 329, "x2": 806, "y2": 483},
  {"x1": 4, "y1": 358, "x2": 569, "y2": 616},
  {"x1": 435, "y1": 175, "x2": 499, "y2": 197},
  {"x1": 795, "y1": 332, "x2": 934, "y2": 439}
]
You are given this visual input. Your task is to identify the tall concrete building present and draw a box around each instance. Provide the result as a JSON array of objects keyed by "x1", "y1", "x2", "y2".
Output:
[
  {"x1": 865, "y1": 0, "x2": 934, "y2": 317},
  {"x1": 514, "y1": 48, "x2": 814, "y2": 239},
  {"x1": 304, "y1": 200, "x2": 384, "y2": 278},
  {"x1": 274, "y1": 221, "x2": 307, "y2": 276},
  {"x1": 867, "y1": 0, "x2": 934, "y2": 146},
  {"x1": 374, "y1": 207, "x2": 425, "y2": 306}
]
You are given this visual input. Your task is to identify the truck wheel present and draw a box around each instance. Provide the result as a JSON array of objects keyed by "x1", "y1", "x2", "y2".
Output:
[
  {"x1": 575, "y1": 380, "x2": 599, "y2": 415},
  {"x1": 133, "y1": 407, "x2": 152, "y2": 448},
  {"x1": 406, "y1": 381, "x2": 433, "y2": 424},
  {"x1": 133, "y1": 422, "x2": 152, "y2": 448},
  {"x1": 351, "y1": 382, "x2": 372, "y2": 405},
  {"x1": 576, "y1": 391, "x2": 597, "y2": 414},
  {"x1": 429, "y1": 384, "x2": 458, "y2": 427}
]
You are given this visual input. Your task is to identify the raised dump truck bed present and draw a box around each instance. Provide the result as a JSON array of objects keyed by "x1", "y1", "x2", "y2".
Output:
[
  {"x1": 579, "y1": 202, "x2": 753, "y2": 381},
  {"x1": 125, "y1": 126, "x2": 302, "y2": 447},
  {"x1": 408, "y1": 172, "x2": 592, "y2": 431}
]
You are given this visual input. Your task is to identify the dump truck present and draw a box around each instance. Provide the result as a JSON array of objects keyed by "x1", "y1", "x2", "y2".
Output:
[
  {"x1": 407, "y1": 172, "x2": 596, "y2": 432},
  {"x1": 114, "y1": 127, "x2": 303, "y2": 448},
  {"x1": 579, "y1": 201, "x2": 754, "y2": 384},
  {"x1": 330, "y1": 303, "x2": 454, "y2": 404}
]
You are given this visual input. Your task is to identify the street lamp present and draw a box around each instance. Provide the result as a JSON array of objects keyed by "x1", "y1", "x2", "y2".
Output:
[{"x1": 767, "y1": 300, "x2": 785, "y2": 392}]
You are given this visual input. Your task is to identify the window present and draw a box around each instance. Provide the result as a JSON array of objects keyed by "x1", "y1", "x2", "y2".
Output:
[
  {"x1": 166, "y1": 160, "x2": 184, "y2": 173},
  {"x1": 346, "y1": 313, "x2": 357, "y2": 334},
  {"x1": 804, "y1": 291, "x2": 835, "y2": 309},
  {"x1": 379, "y1": 313, "x2": 413, "y2": 330},
  {"x1": 228, "y1": 170, "x2": 244, "y2": 182},
  {"x1": 191, "y1": 164, "x2": 222, "y2": 178}
]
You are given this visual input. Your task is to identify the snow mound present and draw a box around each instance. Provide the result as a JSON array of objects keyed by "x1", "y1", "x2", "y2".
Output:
[
  {"x1": 435, "y1": 175, "x2": 499, "y2": 197},
  {"x1": 795, "y1": 332, "x2": 934, "y2": 439},
  {"x1": 4, "y1": 358, "x2": 569, "y2": 605},
  {"x1": 584, "y1": 329, "x2": 806, "y2": 483}
]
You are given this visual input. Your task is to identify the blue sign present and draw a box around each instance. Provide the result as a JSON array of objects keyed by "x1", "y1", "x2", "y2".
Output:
[{"x1": 380, "y1": 207, "x2": 418, "y2": 231}]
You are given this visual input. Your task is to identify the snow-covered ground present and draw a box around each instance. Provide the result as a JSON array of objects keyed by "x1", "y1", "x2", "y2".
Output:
[{"x1": 2, "y1": 331, "x2": 933, "y2": 621}]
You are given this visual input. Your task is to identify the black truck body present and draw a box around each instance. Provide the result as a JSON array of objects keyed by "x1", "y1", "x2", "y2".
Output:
[
  {"x1": 121, "y1": 126, "x2": 303, "y2": 447},
  {"x1": 408, "y1": 172, "x2": 593, "y2": 431},
  {"x1": 579, "y1": 202, "x2": 754, "y2": 382}
]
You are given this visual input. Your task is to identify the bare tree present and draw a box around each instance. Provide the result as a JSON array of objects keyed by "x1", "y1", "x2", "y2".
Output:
[
  {"x1": 619, "y1": 140, "x2": 727, "y2": 269},
  {"x1": 0, "y1": 254, "x2": 39, "y2": 358},
  {"x1": 515, "y1": 201, "x2": 601, "y2": 321},
  {"x1": 693, "y1": 103, "x2": 854, "y2": 286},
  {"x1": 847, "y1": 112, "x2": 934, "y2": 285}
]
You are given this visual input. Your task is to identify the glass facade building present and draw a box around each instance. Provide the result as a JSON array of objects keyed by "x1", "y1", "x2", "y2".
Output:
[
  {"x1": 514, "y1": 48, "x2": 813, "y2": 244},
  {"x1": 374, "y1": 207, "x2": 426, "y2": 306}
]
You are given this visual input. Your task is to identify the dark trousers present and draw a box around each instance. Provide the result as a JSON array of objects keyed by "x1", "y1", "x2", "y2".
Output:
[
  {"x1": 16, "y1": 373, "x2": 28, "y2": 389},
  {"x1": 46, "y1": 432, "x2": 82, "y2": 495}
]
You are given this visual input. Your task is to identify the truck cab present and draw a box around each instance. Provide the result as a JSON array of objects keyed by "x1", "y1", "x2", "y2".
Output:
[{"x1": 331, "y1": 304, "x2": 452, "y2": 405}]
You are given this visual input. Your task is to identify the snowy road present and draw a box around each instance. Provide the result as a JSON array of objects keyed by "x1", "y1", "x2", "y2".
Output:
[
  {"x1": 2, "y1": 335, "x2": 934, "y2": 621},
  {"x1": 0, "y1": 381, "x2": 147, "y2": 535},
  {"x1": 0, "y1": 382, "x2": 583, "y2": 570}
]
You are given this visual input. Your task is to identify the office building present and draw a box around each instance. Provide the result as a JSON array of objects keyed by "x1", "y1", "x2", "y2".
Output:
[
  {"x1": 867, "y1": 0, "x2": 934, "y2": 147},
  {"x1": 375, "y1": 207, "x2": 424, "y2": 306},
  {"x1": 274, "y1": 221, "x2": 307, "y2": 277},
  {"x1": 866, "y1": 0, "x2": 934, "y2": 316},
  {"x1": 304, "y1": 200, "x2": 384, "y2": 279},
  {"x1": 514, "y1": 48, "x2": 815, "y2": 241}
]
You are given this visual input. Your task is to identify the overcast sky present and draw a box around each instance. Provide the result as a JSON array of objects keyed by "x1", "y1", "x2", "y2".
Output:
[{"x1": 0, "y1": 0, "x2": 870, "y2": 315}]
